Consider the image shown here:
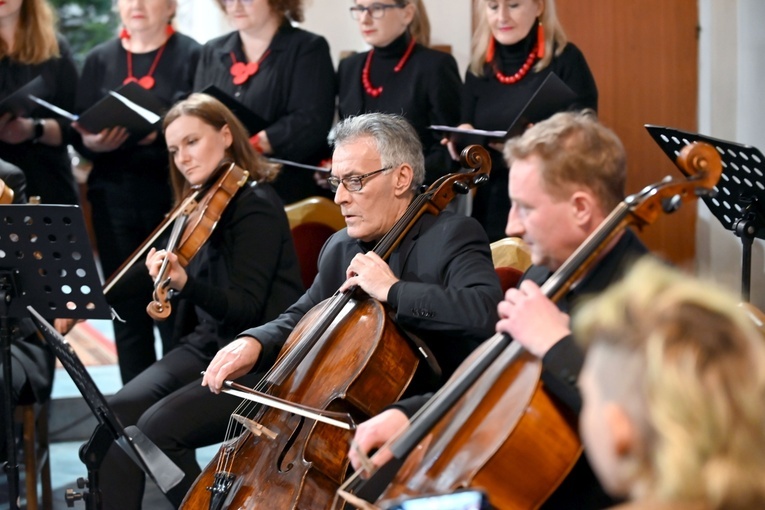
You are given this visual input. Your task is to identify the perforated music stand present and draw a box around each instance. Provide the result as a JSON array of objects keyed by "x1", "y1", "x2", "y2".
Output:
[
  {"x1": 645, "y1": 125, "x2": 765, "y2": 301},
  {"x1": 0, "y1": 205, "x2": 182, "y2": 509},
  {"x1": 0, "y1": 204, "x2": 108, "y2": 508},
  {"x1": 27, "y1": 308, "x2": 184, "y2": 510}
]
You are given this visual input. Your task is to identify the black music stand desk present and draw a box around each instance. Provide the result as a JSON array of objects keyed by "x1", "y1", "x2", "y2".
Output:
[
  {"x1": 646, "y1": 125, "x2": 765, "y2": 301},
  {"x1": 0, "y1": 205, "x2": 181, "y2": 509}
]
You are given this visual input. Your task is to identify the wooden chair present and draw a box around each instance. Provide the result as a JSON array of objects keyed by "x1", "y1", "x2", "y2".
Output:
[
  {"x1": 490, "y1": 237, "x2": 532, "y2": 292},
  {"x1": 14, "y1": 401, "x2": 52, "y2": 510},
  {"x1": 285, "y1": 197, "x2": 345, "y2": 288}
]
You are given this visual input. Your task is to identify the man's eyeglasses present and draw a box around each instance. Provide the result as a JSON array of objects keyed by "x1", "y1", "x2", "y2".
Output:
[
  {"x1": 327, "y1": 167, "x2": 391, "y2": 192},
  {"x1": 349, "y1": 3, "x2": 405, "y2": 20}
]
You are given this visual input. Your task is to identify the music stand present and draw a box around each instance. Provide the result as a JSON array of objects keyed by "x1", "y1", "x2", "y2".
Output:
[
  {"x1": 0, "y1": 204, "x2": 107, "y2": 508},
  {"x1": 27, "y1": 308, "x2": 184, "y2": 510},
  {"x1": 645, "y1": 125, "x2": 765, "y2": 301},
  {"x1": 0, "y1": 205, "x2": 181, "y2": 509}
]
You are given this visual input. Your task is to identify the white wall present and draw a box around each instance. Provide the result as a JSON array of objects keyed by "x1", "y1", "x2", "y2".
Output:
[{"x1": 697, "y1": 0, "x2": 765, "y2": 308}]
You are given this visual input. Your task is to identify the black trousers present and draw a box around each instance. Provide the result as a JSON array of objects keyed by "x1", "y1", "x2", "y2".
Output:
[
  {"x1": 100, "y1": 344, "x2": 264, "y2": 509},
  {"x1": 87, "y1": 178, "x2": 174, "y2": 383}
]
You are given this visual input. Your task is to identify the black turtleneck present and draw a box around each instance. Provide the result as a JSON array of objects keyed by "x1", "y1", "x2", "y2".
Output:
[
  {"x1": 461, "y1": 29, "x2": 598, "y2": 242},
  {"x1": 494, "y1": 23, "x2": 538, "y2": 75},
  {"x1": 337, "y1": 32, "x2": 462, "y2": 185}
]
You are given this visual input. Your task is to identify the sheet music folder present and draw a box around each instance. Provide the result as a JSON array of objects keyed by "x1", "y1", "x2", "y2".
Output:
[
  {"x1": 31, "y1": 81, "x2": 163, "y2": 138},
  {"x1": 201, "y1": 84, "x2": 268, "y2": 135},
  {"x1": 430, "y1": 72, "x2": 578, "y2": 146},
  {"x1": 27, "y1": 307, "x2": 184, "y2": 493},
  {"x1": 0, "y1": 76, "x2": 48, "y2": 117}
]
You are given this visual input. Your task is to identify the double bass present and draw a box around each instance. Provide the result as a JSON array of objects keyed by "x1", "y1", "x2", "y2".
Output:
[
  {"x1": 180, "y1": 146, "x2": 492, "y2": 510},
  {"x1": 337, "y1": 142, "x2": 723, "y2": 510}
]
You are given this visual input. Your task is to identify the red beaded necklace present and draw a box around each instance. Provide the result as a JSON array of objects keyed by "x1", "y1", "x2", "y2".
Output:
[
  {"x1": 486, "y1": 22, "x2": 545, "y2": 86},
  {"x1": 230, "y1": 49, "x2": 271, "y2": 86},
  {"x1": 361, "y1": 36, "x2": 416, "y2": 98},
  {"x1": 121, "y1": 26, "x2": 174, "y2": 90},
  {"x1": 489, "y1": 43, "x2": 538, "y2": 85}
]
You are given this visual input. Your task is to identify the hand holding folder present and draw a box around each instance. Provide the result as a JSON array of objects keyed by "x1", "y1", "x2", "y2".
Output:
[
  {"x1": 430, "y1": 72, "x2": 579, "y2": 152},
  {"x1": 31, "y1": 81, "x2": 164, "y2": 140}
]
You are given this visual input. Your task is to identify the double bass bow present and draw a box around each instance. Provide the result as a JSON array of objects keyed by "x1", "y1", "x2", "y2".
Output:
[
  {"x1": 180, "y1": 145, "x2": 491, "y2": 510},
  {"x1": 337, "y1": 141, "x2": 723, "y2": 510}
]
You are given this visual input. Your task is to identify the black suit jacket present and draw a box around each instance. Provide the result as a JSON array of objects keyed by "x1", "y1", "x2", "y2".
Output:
[{"x1": 240, "y1": 209, "x2": 502, "y2": 393}]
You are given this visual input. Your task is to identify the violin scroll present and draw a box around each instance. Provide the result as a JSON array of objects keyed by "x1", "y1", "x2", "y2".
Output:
[{"x1": 147, "y1": 277, "x2": 173, "y2": 320}]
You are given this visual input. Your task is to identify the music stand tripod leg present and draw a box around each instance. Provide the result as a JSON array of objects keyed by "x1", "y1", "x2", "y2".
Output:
[{"x1": 1, "y1": 285, "x2": 21, "y2": 510}]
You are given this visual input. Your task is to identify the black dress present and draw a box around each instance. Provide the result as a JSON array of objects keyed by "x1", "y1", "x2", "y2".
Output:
[
  {"x1": 463, "y1": 29, "x2": 598, "y2": 241},
  {"x1": 74, "y1": 32, "x2": 201, "y2": 382},
  {"x1": 0, "y1": 34, "x2": 79, "y2": 205},
  {"x1": 194, "y1": 23, "x2": 336, "y2": 205},
  {"x1": 337, "y1": 32, "x2": 462, "y2": 185}
]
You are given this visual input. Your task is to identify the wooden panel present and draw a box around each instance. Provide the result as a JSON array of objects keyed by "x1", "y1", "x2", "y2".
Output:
[
  {"x1": 556, "y1": 0, "x2": 699, "y2": 264},
  {"x1": 472, "y1": 0, "x2": 699, "y2": 264}
]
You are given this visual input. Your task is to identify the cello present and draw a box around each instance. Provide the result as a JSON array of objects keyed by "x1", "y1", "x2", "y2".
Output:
[
  {"x1": 180, "y1": 146, "x2": 492, "y2": 510},
  {"x1": 337, "y1": 141, "x2": 723, "y2": 510}
]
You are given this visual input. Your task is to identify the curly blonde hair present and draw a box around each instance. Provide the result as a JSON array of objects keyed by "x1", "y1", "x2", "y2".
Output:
[{"x1": 575, "y1": 258, "x2": 765, "y2": 509}]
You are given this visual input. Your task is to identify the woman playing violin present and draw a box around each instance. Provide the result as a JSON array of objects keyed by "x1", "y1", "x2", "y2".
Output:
[{"x1": 97, "y1": 93, "x2": 303, "y2": 510}]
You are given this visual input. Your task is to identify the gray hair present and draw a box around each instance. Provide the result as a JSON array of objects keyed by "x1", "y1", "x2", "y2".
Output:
[{"x1": 330, "y1": 113, "x2": 425, "y2": 192}]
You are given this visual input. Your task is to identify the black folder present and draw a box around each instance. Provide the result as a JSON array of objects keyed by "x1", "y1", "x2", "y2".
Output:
[
  {"x1": 32, "y1": 82, "x2": 164, "y2": 138},
  {"x1": 0, "y1": 76, "x2": 48, "y2": 117},
  {"x1": 200, "y1": 85, "x2": 268, "y2": 136},
  {"x1": 430, "y1": 72, "x2": 579, "y2": 147}
]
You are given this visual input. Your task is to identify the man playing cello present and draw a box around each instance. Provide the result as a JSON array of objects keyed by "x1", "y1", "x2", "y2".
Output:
[
  {"x1": 349, "y1": 111, "x2": 649, "y2": 509},
  {"x1": 202, "y1": 112, "x2": 502, "y2": 395}
]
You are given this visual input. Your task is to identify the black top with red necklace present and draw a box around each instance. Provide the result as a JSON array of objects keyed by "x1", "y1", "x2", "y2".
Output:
[
  {"x1": 337, "y1": 32, "x2": 462, "y2": 185},
  {"x1": 462, "y1": 27, "x2": 598, "y2": 242},
  {"x1": 73, "y1": 32, "x2": 201, "y2": 185},
  {"x1": 193, "y1": 23, "x2": 335, "y2": 205}
]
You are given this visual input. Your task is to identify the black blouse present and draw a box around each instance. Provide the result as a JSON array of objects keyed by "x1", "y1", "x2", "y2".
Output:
[
  {"x1": 337, "y1": 33, "x2": 462, "y2": 185},
  {"x1": 0, "y1": 34, "x2": 79, "y2": 204},
  {"x1": 194, "y1": 24, "x2": 336, "y2": 205},
  {"x1": 74, "y1": 33, "x2": 201, "y2": 186}
]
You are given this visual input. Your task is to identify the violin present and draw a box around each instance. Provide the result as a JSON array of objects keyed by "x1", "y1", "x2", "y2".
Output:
[
  {"x1": 0, "y1": 178, "x2": 14, "y2": 204},
  {"x1": 180, "y1": 145, "x2": 492, "y2": 510},
  {"x1": 146, "y1": 160, "x2": 250, "y2": 320},
  {"x1": 337, "y1": 142, "x2": 723, "y2": 510}
]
